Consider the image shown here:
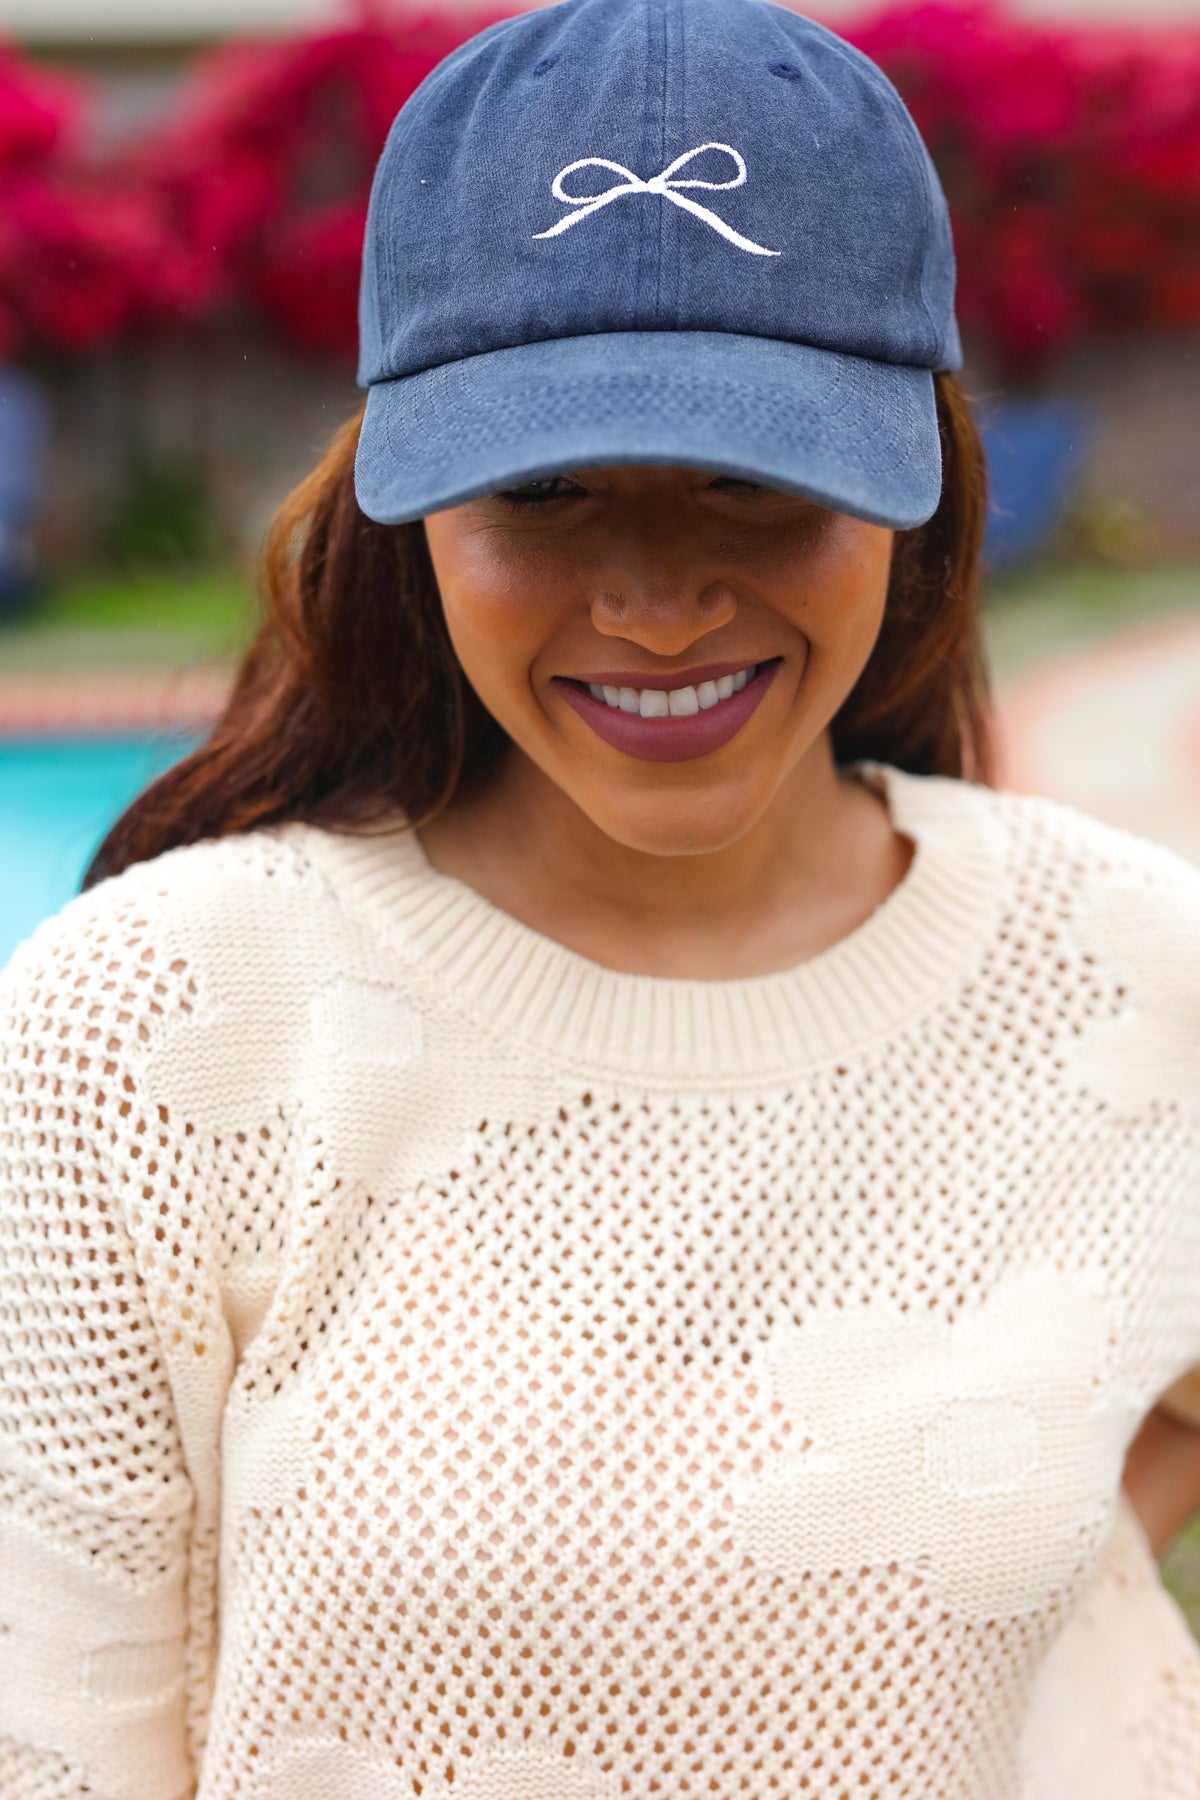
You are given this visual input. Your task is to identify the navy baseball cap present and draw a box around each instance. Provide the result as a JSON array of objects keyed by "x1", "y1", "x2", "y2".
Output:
[{"x1": 354, "y1": 0, "x2": 964, "y2": 532}]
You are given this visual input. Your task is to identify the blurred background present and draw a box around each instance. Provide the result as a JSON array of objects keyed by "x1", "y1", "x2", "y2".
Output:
[{"x1": 0, "y1": 0, "x2": 1199, "y2": 1596}]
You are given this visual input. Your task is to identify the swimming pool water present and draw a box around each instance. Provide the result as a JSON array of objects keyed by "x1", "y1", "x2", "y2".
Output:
[{"x1": 0, "y1": 733, "x2": 202, "y2": 973}]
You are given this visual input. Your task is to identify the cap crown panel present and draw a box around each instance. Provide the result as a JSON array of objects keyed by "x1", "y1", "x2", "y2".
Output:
[{"x1": 357, "y1": 0, "x2": 956, "y2": 385}]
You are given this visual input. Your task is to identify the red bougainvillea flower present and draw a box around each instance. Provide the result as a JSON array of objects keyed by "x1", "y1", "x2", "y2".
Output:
[
  {"x1": 846, "y1": 0, "x2": 1200, "y2": 377},
  {"x1": 6, "y1": 2, "x2": 1200, "y2": 375},
  {"x1": 250, "y1": 201, "x2": 370, "y2": 360},
  {"x1": 123, "y1": 8, "x2": 517, "y2": 358},
  {"x1": 0, "y1": 43, "x2": 194, "y2": 355},
  {"x1": 0, "y1": 45, "x2": 80, "y2": 170}
]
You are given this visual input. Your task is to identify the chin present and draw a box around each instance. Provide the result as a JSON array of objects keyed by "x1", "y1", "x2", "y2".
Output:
[{"x1": 576, "y1": 779, "x2": 775, "y2": 859}]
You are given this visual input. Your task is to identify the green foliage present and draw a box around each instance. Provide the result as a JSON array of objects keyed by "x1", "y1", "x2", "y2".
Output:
[
  {"x1": 980, "y1": 558, "x2": 1200, "y2": 685},
  {"x1": 101, "y1": 457, "x2": 220, "y2": 569},
  {"x1": 1160, "y1": 1509, "x2": 1200, "y2": 1643},
  {"x1": 0, "y1": 564, "x2": 255, "y2": 673},
  {"x1": 1054, "y1": 494, "x2": 1171, "y2": 569}
]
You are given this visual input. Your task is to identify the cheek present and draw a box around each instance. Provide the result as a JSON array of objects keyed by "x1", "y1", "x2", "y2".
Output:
[
  {"x1": 423, "y1": 524, "x2": 549, "y2": 707},
  {"x1": 792, "y1": 520, "x2": 893, "y2": 670}
]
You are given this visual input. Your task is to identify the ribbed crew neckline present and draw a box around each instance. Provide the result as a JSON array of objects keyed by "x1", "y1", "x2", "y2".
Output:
[{"x1": 295, "y1": 762, "x2": 1007, "y2": 1084}]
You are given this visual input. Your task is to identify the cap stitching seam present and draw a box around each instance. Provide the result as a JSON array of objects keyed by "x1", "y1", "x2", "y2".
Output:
[
  {"x1": 655, "y1": 0, "x2": 669, "y2": 318},
  {"x1": 892, "y1": 107, "x2": 942, "y2": 366},
  {"x1": 675, "y1": 0, "x2": 686, "y2": 320}
]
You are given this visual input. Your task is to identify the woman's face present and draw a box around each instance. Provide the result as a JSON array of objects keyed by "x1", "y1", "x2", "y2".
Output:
[{"x1": 422, "y1": 466, "x2": 896, "y2": 857}]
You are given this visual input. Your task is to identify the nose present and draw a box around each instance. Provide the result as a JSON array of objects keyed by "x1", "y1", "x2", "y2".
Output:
[{"x1": 589, "y1": 576, "x2": 738, "y2": 655}]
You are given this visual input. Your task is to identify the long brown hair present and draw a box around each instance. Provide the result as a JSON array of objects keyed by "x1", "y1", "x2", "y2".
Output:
[{"x1": 82, "y1": 369, "x2": 992, "y2": 891}]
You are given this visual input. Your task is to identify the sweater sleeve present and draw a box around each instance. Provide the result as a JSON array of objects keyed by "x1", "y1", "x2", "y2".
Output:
[
  {"x1": 0, "y1": 874, "x2": 235, "y2": 1800},
  {"x1": 1067, "y1": 824, "x2": 1200, "y2": 1438}
]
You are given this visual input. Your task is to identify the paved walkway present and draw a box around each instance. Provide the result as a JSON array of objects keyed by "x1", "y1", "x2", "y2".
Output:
[
  {"x1": 0, "y1": 667, "x2": 230, "y2": 735},
  {"x1": 994, "y1": 611, "x2": 1200, "y2": 866}
]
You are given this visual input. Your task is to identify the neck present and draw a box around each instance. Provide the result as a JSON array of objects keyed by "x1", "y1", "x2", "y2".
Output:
[{"x1": 418, "y1": 735, "x2": 911, "y2": 980}]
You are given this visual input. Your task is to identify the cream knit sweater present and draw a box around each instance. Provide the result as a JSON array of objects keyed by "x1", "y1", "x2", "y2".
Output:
[{"x1": 2, "y1": 761, "x2": 1200, "y2": 1800}]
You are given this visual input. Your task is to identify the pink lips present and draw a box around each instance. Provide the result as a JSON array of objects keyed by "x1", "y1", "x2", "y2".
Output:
[
  {"x1": 553, "y1": 660, "x2": 781, "y2": 764},
  {"x1": 568, "y1": 660, "x2": 759, "y2": 690}
]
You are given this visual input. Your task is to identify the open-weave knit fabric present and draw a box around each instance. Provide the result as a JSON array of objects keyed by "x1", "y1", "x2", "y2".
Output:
[{"x1": 2, "y1": 762, "x2": 1199, "y2": 1800}]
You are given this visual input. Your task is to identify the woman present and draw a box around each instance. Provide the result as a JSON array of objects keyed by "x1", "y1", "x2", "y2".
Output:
[{"x1": 2, "y1": 0, "x2": 1200, "y2": 1794}]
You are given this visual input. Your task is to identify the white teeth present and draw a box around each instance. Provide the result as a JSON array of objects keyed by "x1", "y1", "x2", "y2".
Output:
[
  {"x1": 639, "y1": 688, "x2": 670, "y2": 718},
  {"x1": 667, "y1": 685, "x2": 700, "y2": 717},
  {"x1": 585, "y1": 665, "x2": 760, "y2": 714}
]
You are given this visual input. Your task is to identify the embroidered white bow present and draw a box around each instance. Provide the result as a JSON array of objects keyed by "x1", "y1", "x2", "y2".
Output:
[{"x1": 532, "y1": 141, "x2": 781, "y2": 256}]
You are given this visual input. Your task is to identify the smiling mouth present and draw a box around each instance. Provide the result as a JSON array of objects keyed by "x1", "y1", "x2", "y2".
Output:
[
  {"x1": 562, "y1": 659, "x2": 780, "y2": 719},
  {"x1": 552, "y1": 658, "x2": 784, "y2": 764}
]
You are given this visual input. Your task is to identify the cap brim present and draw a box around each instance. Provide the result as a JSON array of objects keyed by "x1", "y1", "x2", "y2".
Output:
[{"x1": 354, "y1": 330, "x2": 943, "y2": 532}]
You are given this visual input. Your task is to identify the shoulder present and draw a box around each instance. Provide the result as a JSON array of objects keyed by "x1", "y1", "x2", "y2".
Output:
[
  {"x1": 0, "y1": 823, "x2": 414, "y2": 1135},
  {"x1": 996, "y1": 790, "x2": 1200, "y2": 1117},
  {"x1": 899, "y1": 771, "x2": 1200, "y2": 1114},
  {"x1": 886, "y1": 764, "x2": 1199, "y2": 911},
  {"x1": 974, "y1": 780, "x2": 1200, "y2": 953},
  {"x1": 2, "y1": 822, "x2": 339, "y2": 1010}
]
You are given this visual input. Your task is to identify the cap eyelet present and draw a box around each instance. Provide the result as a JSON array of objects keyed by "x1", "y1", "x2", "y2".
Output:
[
  {"x1": 533, "y1": 53, "x2": 561, "y2": 76},
  {"x1": 768, "y1": 59, "x2": 803, "y2": 82}
]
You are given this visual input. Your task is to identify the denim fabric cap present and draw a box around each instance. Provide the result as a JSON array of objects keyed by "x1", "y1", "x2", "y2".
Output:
[{"x1": 354, "y1": 0, "x2": 963, "y2": 531}]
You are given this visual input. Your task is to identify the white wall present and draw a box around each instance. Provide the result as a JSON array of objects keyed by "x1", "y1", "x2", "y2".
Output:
[{"x1": 7, "y1": 0, "x2": 1200, "y2": 42}]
